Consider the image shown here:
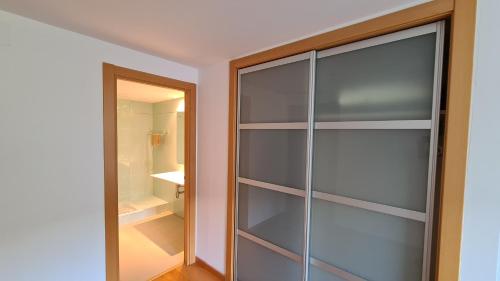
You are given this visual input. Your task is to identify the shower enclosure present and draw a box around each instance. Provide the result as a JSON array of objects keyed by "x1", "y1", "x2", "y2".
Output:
[{"x1": 117, "y1": 97, "x2": 185, "y2": 225}]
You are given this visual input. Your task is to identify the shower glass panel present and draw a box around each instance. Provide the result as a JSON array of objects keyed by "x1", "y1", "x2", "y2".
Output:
[{"x1": 117, "y1": 100, "x2": 155, "y2": 209}]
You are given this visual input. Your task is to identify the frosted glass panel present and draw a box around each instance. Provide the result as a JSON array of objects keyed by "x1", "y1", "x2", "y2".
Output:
[
  {"x1": 313, "y1": 129, "x2": 430, "y2": 211},
  {"x1": 315, "y1": 33, "x2": 436, "y2": 121},
  {"x1": 310, "y1": 199, "x2": 425, "y2": 281},
  {"x1": 238, "y1": 183, "x2": 304, "y2": 254},
  {"x1": 239, "y1": 130, "x2": 307, "y2": 189},
  {"x1": 237, "y1": 236, "x2": 302, "y2": 281},
  {"x1": 240, "y1": 59, "x2": 310, "y2": 123}
]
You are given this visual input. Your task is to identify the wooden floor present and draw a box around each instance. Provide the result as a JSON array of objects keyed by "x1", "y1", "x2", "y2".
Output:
[
  {"x1": 152, "y1": 264, "x2": 223, "y2": 281},
  {"x1": 119, "y1": 212, "x2": 184, "y2": 281}
]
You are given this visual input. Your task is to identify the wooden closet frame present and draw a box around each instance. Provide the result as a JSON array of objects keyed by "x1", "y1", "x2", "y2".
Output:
[
  {"x1": 225, "y1": 0, "x2": 476, "y2": 280},
  {"x1": 103, "y1": 64, "x2": 197, "y2": 281}
]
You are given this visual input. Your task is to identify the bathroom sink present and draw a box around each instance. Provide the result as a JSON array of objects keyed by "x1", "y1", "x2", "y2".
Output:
[{"x1": 151, "y1": 171, "x2": 184, "y2": 186}]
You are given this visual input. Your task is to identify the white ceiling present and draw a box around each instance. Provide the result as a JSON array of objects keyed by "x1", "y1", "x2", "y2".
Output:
[
  {"x1": 0, "y1": 0, "x2": 426, "y2": 66},
  {"x1": 117, "y1": 79, "x2": 184, "y2": 103}
]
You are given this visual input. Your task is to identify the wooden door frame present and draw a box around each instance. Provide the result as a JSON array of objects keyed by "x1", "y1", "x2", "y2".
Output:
[
  {"x1": 225, "y1": 0, "x2": 476, "y2": 280},
  {"x1": 103, "y1": 63, "x2": 197, "y2": 281}
]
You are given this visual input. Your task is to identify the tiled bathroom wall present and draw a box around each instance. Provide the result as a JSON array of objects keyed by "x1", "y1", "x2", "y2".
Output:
[
  {"x1": 117, "y1": 98, "x2": 184, "y2": 218},
  {"x1": 152, "y1": 98, "x2": 185, "y2": 217},
  {"x1": 117, "y1": 100, "x2": 154, "y2": 202}
]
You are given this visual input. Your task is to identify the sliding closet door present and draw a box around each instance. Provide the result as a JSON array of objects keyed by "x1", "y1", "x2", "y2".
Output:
[
  {"x1": 234, "y1": 21, "x2": 444, "y2": 281},
  {"x1": 236, "y1": 53, "x2": 313, "y2": 281},
  {"x1": 308, "y1": 22, "x2": 444, "y2": 281}
]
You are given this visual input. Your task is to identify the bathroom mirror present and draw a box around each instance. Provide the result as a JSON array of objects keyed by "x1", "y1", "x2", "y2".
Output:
[{"x1": 177, "y1": 112, "x2": 184, "y2": 164}]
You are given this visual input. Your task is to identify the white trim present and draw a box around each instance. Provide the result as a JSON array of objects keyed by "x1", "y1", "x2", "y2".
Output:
[
  {"x1": 238, "y1": 177, "x2": 306, "y2": 197},
  {"x1": 310, "y1": 258, "x2": 367, "y2": 281},
  {"x1": 239, "y1": 122, "x2": 307, "y2": 130},
  {"x1": 312, "y1": 191, "x2": 426, "y2": 222},
  {"x1": 318, "y1": 22, "x2": 438, "y2": 59},
  {"x1": 239, "y1": 52, "x2": 310, "y2": 74},
  {"x1": 315, "y1": 120, "x2": 431, "y2": 130},
  {"x1": 237, "y1": 230, "x2": 302, "y2": 263}
]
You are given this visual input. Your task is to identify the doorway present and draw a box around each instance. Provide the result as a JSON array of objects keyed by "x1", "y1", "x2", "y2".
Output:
[{"x1": 103, "y1": 64, "x2": 196, "y2": 281}]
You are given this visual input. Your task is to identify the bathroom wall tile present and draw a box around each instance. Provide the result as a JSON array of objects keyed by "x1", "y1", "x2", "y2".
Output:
[
  {"x1": 117, "y1": 97, "x2": 184, "y2": 216},
  {"x1": 117, "y1": 99, "x2": 131, "y2": 112},
  {"x1": 153, "y1": 99, "x2": 177, "y2": 114},
  {"x1": 131, "y1": 101, "x2": 153, "y2": 115},
  {"x1": 151, "y1": 98, "x2": 184, "y2": 213},
  {"x1": 118, "y1": 100, "x2": 154, "y2": 203},
  {"x1": 131, "y1": 115, "x2": 153, "y2": 132}
]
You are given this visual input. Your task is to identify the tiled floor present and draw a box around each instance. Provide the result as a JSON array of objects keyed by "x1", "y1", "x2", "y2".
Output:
[
  {"x1": 119, "y1": 212, "x2": 184, "y2": 281},
  {"x1": 152, "y1": 264, "x2": 223, "y2": 281}
]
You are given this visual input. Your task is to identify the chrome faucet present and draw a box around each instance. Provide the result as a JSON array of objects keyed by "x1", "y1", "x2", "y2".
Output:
[{"x1": 175, "y1": 184, "x2": 184, "y2": 199}]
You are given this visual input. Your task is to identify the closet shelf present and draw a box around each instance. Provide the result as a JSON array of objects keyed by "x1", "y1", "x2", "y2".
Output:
[
  {"x1": 238, "y1": 229, "x2": 301, "y2": 263},
  {"x1": 237, "y1": 229, "x2": 366, "y2": 281},
  {"x1": 238, "y1": 120, "x2": 432, "y2": 130},
  {"x1": 238, "y1": 177, "x2": 305, "y2": 197},
  {"x1": 310, "y1": 258, "x2": 366, "y2": 281},
  {"x1": 238, "y1": 177, "x2": 425, "y2": 222},
  {"x1": 315, "y1": 120, "x2": 432, "y2": 130},
  {"x1": 240, "y1": 211, "x2": 304, "y2": 255},
  {"x1": 239, "y1": 122, "x2": 307, "y2": 130},
  {"x1": 312, "y1": 191, "x2": 426, "y2": 222}
]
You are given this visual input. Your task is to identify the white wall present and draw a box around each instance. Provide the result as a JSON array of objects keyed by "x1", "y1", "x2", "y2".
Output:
[
  {"x1": 196, "y1": 61, "x2": 229, "y2": 273},
  {"x1": 0, "y1": 10, "x2": 197, "y2": 281},
  {"x1": 460, "y1": 0, "x2": 500, "y2": 280}
]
